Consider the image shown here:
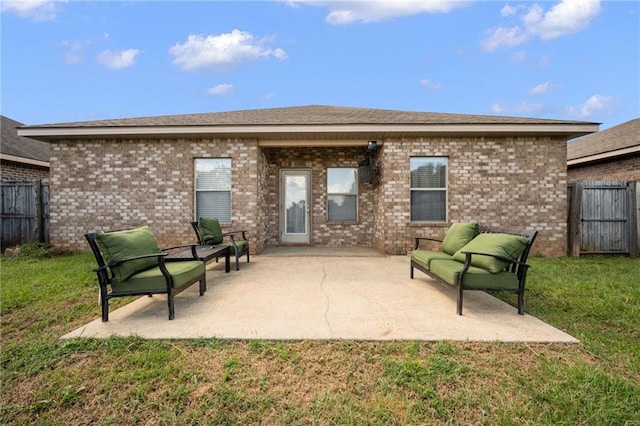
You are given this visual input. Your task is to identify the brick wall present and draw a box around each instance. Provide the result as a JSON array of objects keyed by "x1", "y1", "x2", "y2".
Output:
[
  {"x1": 50, "y1": 138, "x2": 259, "y2": 251},
  {"x1": 50, "y1": 135, "x2": 567, "y2": 256},
  {"x1": 568, "y1": 154, "x2": 640, "y2": 181},
  {"x1": 373, "y1": 136, "x2": 567, "y2": 257},
  {"x1": 1, "y1": 161, "x2": 49, "y2": 180}
]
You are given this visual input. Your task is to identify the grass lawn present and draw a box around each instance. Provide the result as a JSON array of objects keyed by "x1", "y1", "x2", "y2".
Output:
[{"x1": 1, "y1": 249, "x2": 639, "y2": 425}]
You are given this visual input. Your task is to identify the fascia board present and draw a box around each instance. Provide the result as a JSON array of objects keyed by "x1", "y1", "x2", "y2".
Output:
[{"x1": 18, "y1": 123, "x2": 599, "y2": 140}]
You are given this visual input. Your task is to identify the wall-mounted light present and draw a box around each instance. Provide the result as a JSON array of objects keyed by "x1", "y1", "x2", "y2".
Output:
[{"x1": 367, "y1": 140, "x2": 378, "y2": 152}]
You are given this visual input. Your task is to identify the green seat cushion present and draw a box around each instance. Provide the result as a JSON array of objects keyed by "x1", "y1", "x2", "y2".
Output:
[
  {"x1": 232, "y1": 240, "x2": 248, "y2": 254},
  {"x1": 441, "y1": 222, "x2": 479, "y2": 255},
  {"x1": 411, "y1": 250, "x2": 454, "y2": 269},
  {"x1": 95, "y1": 226, "x2": 161, "y2": 282},
  {"x1": 453, "y1": 233, "x2": 528, "y2": 273},
  {"x1": 111, "y1": 261, "x2": 204, "y2": 293},
  {"x1": 430, "y1": 259, "x2": 519, "y2": 290},
  {"x1": 199, "y1": 218, "x2": 223, "y2": 245}
]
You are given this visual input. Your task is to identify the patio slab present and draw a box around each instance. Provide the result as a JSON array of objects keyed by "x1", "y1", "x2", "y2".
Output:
[{"x1": 62, "y1": 254, "x2": 579, "y2": 343}]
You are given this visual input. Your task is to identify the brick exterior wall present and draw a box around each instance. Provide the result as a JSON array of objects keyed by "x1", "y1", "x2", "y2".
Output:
[
  {"x1": 50, "y1": 135, "x2": 568, "y2": 256},
  {"x1": 1, "y1": 160, "x2": 49, "y2": 180},
  {"x1": 568, "y1": 154, "x2": 640, "y2": 181},
  {"x1": 372, "y1": 136, "x2": 567, "y2": 257}
]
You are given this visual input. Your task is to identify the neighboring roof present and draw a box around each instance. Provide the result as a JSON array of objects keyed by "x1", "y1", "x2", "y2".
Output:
[
  {"x1": 18, "y1": 105, "x2": 599, "y2": 143},
  {"x1": 1, "y1": 115, "x2": 50, "y2": 167},
  {"x1": 567, "y1": 118, "x2": 640, "y2": 166}
]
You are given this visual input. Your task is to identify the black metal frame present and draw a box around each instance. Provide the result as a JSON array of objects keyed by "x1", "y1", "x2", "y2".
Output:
[
  {"x1": 410, "y1": 226, "x2": 538, "y2": 315},
  {"x1": 85, "y1": 232, "x2": 206, "y2": 322},
  {"x1": 191, "y1": 222, "x2": 250, "y2": 271}
]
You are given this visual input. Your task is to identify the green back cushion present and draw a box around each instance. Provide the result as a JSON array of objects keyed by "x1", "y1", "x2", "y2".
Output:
[
  {"x1": 199, "y1": 217, "x2": 223, "y2": 245},
  {"x1": 453, "y1": 233, "x2": 528, "y2": 273},
  {"x1": 95, "y1": 226, "x2": 161, "y2": 282},
  {"x1": 441, "y1": 222, "x2": 479, "y2": 255}
]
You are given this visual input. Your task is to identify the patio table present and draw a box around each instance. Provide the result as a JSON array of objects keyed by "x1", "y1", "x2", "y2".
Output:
[{"x1": 166, "y1": 245, "x2": 231, "y2": 273}]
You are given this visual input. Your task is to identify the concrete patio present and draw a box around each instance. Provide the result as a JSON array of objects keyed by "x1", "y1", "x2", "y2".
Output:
[{"x1": 63, "y1": 249, "x2": 578, "y2": 343}]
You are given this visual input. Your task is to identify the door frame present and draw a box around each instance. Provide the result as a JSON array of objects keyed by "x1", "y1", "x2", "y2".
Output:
[{"x1": 280, "y1": 169, "x2": 312, "y2": 244}]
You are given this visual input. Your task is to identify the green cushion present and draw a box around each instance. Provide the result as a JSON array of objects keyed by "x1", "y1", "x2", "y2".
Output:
[
  {"x1": 111, "y1": 261, "x2": 204, "y2": 293},
  {"x1": 453, "y1": 233, "x2": 528, "y2": 273},
  {"x1": 95, "y1": 226, "x2": 161, "y2": 282},
  {"x1": 411, "y1": 250, "x2": 454, "y2": 269},
  {"x1": 441, "y1": 222, "x2": 479, "y2": 255},
  {"x1": 430, "y1": 259, "x2": 519, "y2": 290},
  {"x1": 233, "y1": 240, "x2": 248, "y2": 254},
  {"x1": 199, "y1": 218, "x2": 223, "y2": 245}
]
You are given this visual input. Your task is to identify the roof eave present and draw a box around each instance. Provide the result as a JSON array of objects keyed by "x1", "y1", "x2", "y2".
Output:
[
  {"x1": 567, "y1": 145, "x2": 640, "y2": 166},
  {"x1": 18, "y1": 123, "x2": 599, "y2": 141}
]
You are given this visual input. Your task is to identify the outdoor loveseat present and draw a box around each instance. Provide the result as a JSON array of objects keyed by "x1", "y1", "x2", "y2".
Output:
[
  {"x1": 192, "y1": 218, "x2": 250, "y2": 271},
  {"x1": 85, "y1": 226, "x2": 206, "y2": 322},
  {"x1": 410, "y1": 222, "x2": 537, "y2": 315}
]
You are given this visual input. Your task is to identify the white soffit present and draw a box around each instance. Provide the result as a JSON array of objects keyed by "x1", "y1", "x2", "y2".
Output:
[{"x1": 18, "y1": 123, "x2": 599, "y2": 140}]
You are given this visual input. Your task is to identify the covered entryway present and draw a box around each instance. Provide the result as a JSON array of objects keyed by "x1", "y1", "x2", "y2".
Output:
[{"x1": 280, "y1": 169, "x2": 312, "y2": 244}]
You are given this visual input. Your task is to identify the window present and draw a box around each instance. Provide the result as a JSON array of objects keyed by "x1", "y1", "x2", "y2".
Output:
[
  {"x1": 194, "y1": 158, "x2": 231, "y2": 222},
  {"x1": 410, "y1": 157, "x2": 447, "y2": 222},
  {"x1": 327, "y1": 168, "x2": 358, "y2": 221}
]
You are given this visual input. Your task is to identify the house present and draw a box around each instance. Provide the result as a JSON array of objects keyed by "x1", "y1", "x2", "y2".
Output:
[
  {"x1": 18, "y1": 105, "x2": 598, "y2": 256},
  {"x1": 567, "y1": 117, "x2": 640, "y2": 181},
  {"x1": 1, "y1": 115, "x2": 50, "y2": 180}
]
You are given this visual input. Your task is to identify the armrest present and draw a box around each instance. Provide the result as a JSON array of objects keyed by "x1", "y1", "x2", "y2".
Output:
[
  {"x1": 222, "y1": 230, "x2": 248, "y2": 240},
  {"x1": 414, "y1": 237, "x2": 443, "y2": 250},
  {"x1": 461, "y1": 251, "x2": 530, "y2": 269}
]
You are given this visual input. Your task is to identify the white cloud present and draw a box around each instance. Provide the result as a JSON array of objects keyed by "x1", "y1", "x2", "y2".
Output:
[
  {"x1": 0, "y1": 0, "x2": 64, "y2": 21},
  {"x1": 97, "y1": 49, "x2": 141, "y2": 69},
  {"x1": 566, "y1": 94, "x2": 617, "y2": 119},
  {"x1": 286, "y1": 0, "x2": 470, "y2": 25},
  {"x1": 169, "y1": 30, "x2": 288, "y2": 72},
  {"x1": 207, "y1": 84, "x2": 234, "y2": 96},
  {"x1": 491, "y1": 101, "x2": 546, "y2": 115},
  {"x1": 482, "y1": 0, "x2": 601, "y2": 51},
  {"x1": 501, "y1": 4, "x2": 518, "y2": 17},
  {"x1": 529, "y1": 81, "x2": 551, "y2": 95},
  {"x1": 419, "y1": 78, "x2": 442, "y2": 89}
]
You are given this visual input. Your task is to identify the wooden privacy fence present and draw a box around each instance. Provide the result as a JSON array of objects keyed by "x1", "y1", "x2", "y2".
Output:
[
  {"x1": 568, "y1": 180, "x2": 639, "y2": 257},
  {"x1": 0, "y1": 179, "x2": 50, "y2": 250}
]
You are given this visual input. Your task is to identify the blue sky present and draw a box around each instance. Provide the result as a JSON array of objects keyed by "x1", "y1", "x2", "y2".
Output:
[{"x1": 1, "y1": 0, "x2": 638, "y2": 130}]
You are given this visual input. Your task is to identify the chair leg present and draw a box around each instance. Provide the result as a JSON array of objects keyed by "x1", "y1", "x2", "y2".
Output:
[
  {"x1": 168, "y1": 292, "x2": 175, "y2": 320},
  {"x1": 199, "y1": 276, "x2": 206, "y2": 295},
  {"x1": 101, "y1": 298, "x2": 109, "y2": 322},
  {"x1": 246, "y1": 250, "x2": 250, "y2": 263},
  {"x1": 517, "y1": 292, "x2": 525, "y2": 315},
  {"x1": 235, "y1": 253, "x2": 240, "y2": 271},
  {"x1": 410, "y1": 265, "x2": 414, "y2": 279},
  {"x1": 457, "y1": 286, "x2": 464, "y2": 315}
]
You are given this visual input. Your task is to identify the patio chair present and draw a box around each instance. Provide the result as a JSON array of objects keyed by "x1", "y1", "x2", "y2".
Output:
[
  {"x1": 85, "y1": 226, "x2": 206, "y2": 322},
  {"x1": 191, "y1": 218, "x2": 250, "y2": 271}
]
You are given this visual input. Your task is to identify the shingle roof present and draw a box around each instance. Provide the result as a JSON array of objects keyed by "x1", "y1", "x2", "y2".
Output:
[
  {"x1": 567, "y1": 117, "x2": 640, "y2": 160},
  {"x1": 25, "y1": 105, "x2": 592, "y2": 128},
  {"x1": 18, "y1": 105, "x2": 599, "y2": 142},
  {"x1": 1, "y1": 115, "x2": 50, "y2": 162}
]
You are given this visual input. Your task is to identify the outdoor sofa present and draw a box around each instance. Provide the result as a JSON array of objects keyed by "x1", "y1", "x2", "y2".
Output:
[
  {"x1": 85, "y1": 226, "x2": 206, "y2": 321},
  {"x1": 410, "y1": 222, "x2": 538, "y2": 315}
]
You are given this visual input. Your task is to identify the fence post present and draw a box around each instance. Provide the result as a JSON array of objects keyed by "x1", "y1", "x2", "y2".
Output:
[
  {"x1": 631, "y1": 180, "x2": 639, "y2": 258},
  {"x1": 567, "y1": 181, "x2": 582, "y2": 257}
]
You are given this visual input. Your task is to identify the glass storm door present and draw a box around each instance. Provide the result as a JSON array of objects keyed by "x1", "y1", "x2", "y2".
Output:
[{"x1": 281, "y1": 170, "x2": 311, "y2": 244}]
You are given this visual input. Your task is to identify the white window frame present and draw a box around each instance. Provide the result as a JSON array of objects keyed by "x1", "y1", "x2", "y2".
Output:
[
  {"x1": 194, "y1": 158, "x2": 232, "y2": 222},
  {"x1": 410, "y1": 157, "x2": 448, "y2": 223},
  {"x1": 326, "y1": 167, "x2": 358, "y2": 222}
]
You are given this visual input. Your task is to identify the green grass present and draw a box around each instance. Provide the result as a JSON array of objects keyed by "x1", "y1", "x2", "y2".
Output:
[{"x1": 1, "y1": 252, "x2": 639, "y2": 425}]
